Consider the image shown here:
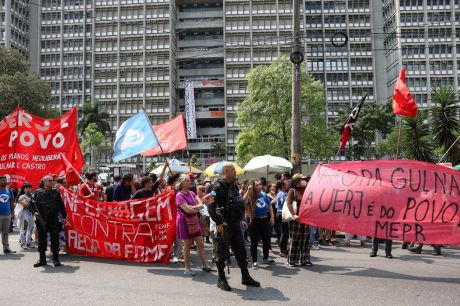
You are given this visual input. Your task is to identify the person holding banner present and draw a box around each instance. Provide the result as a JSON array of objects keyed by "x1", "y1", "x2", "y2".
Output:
[
  {"x1": 370, "y1": 237, "x2": 393, "y2": 259},
  {"x1": 286, "y1": 174, "x2": 312, "y2": 267},
  {"x1": 113, "y1": 174, "x2": 136, "y2": 202},
  {"x1": 0, "y1": 176, "x2": 16, "y2": 254},
  {"x1": 175, "y1": 174, "x2": 215, "y2": 276},
  {"x1": 78, "y1": 172, "x2": 101, "y2": 201},
  {"x1": 131, "y1": 177, "x2": 155, "y2": 200},
  {"x1": 30, "y1": 175, "x2": 67, "y2": 267}
]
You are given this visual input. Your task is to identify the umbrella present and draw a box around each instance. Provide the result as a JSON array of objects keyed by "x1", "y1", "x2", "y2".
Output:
[
  {"x1": 203, "y1": 161, "x2": 244, "y2": 177},
  {"x1": 243, "y1": 155, "x2": 292, "y2": 177},
  {"x1": 150, "y1": 158, "x2": 202, "y2": 175},
  {"x1": 454, "y1": 164, "x2": 460, "y2": 171}
]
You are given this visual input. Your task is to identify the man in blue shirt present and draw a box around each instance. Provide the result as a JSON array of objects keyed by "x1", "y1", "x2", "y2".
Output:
[
  {"x1": 113, "y1": 174, "x2": 136, "y2": 202},
  {"x1": 0, "y1": 176, "x2": 16, "y2": 254},
  {"x1": 275, "y1": 180, "x2": 289, "y2": 256}
]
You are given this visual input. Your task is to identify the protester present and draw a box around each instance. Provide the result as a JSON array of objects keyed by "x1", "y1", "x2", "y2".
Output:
[
  {"x1": 370, "y1": 237, "x2": 393, "y2": 259},
  {"x1": 244, "y1": 180, "x2": 275, "y2": 269},
  {"x1": 275, "y1": 180, "x2": 289, "y2": 257},
  {"x1": 113, "y1": 174, "x2": 136, "y2": 201},
  {"x1": 286, "y1": 174, "x2": 312, "y2": 267},
  {"x1": 208, "y1": 163, "x2": 260, "y2": 291},
  {"x1": 267, "y1": 183, "x2": 278, "y2": 240},
  {"x1": 30, "y1": 175, "x2": 67, "y2": 267},
  {"x1": 78, "y1": 172, "x2": 101, "y2": 201},
  {"x1": 104, "y1": 175, "x2": 121, "y2": 202},
  {"x1": 131, "y1": 177, "x2": 155, "y2": 199},
  {"x1": 175, "y1": 174, "x2": 214, "y2": 276},
  {"x1": 0, "y1": 176, "x2": 16, "y2": 254},
  {"x1": 343, "y1": 233, "x2": 367, "y2": 247},
  {"x1": 409, "y1": 244, "x2": 442, "y2": 256},
  {"x1": 17, "y1": 182, "x2": 35, "y2": 249}
]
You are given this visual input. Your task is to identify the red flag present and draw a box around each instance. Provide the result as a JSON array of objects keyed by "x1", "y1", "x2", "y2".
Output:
[
  {"x1": 392, "y1": 68, "x2": 418, "y2": 117},
  {"x1": 141, "y1": 114, "x2": 187, "y2": 156},
  {"x1": 59, "y1": 153, "x2": 82, "y2": 186},
  {"x1": 340, "y1": 94, "x2": 367, "y2": 151}
]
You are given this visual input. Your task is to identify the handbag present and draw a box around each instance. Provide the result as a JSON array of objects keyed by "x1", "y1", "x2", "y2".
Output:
[
  {"x1": 185, "y1": 213, "x2": 201, "y2": 236},
  {"x1": 282, "y1": 199, "x2": 297, "y2": 222}
]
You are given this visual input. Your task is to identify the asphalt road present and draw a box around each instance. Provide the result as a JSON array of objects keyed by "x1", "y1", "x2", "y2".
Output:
[{"x1": 1, "y1": 231, "x2": 459, "y2": 306}]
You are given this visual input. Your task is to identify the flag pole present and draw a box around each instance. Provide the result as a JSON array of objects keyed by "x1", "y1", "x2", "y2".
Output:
[
  {"x1": 438, "y1": 134, "x2": 460, "y2": 163},
  {"x1": 395, "y1": 116, "x2": 403, "y2": 159},
  {"x1": 141, "y1": 107, "x2": 173, "y2": 174}
]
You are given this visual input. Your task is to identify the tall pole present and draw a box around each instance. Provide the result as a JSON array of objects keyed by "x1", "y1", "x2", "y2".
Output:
[{"x1": 290, "y1": 0, "x2": 304, "y2": 174}]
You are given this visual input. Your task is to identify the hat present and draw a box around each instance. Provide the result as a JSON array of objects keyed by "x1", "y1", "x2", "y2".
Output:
[
  {"x1": 188, "y1": 173, "x2": 198, "y2": 180},
  {"x1": 292, "y1": 173, "x2": 307, "y2": 180}
]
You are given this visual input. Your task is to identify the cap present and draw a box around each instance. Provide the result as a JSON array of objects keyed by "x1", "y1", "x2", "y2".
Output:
[
  {"x1": 292, "y1": 173, "x2": 307, "y2": 180},
  {"x1": 188, "y1": 173, "x2": 198, "y2": 180}
]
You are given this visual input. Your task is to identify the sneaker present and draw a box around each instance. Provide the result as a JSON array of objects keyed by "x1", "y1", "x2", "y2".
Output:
[
  {"x1": 262, "y1": 258, "x2": 275, "y2": 265},
  {"x1": 172, "y1": 256, "x2": 179, "y2": 264},
  {"x1": 288, "y1": 263, "x2": 296, "y2": 267},
  {"x1": 252, "y1": 262, "x2": 259, "y2": 269},
  {"x1": 310, "y1": 244, "x2": 320, "y2": 250},
  {"x1": 202, "y1": 266, "x2": 217, "y2": 272},
  {"x1": 21, "y1": 245, "x2": 29, "y2": 250},
  {"x1": 26, "y1": 244, "x2": 36, "y2": 249},
  {"x1": 184, "y1": 269, "x2": 196, "y2": 277}
]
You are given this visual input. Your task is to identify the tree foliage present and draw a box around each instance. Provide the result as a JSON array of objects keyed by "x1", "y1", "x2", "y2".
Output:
[
  {"x1": 210, "y1": 143, "x2": 226, "y2": 160},
  {"x1": 235, "y1": 55, "x2": 336, "y2": 164},
  {"x1": 0, "y1": 48, "x2": 55, "y2": 119},
  {"x1": 81, "y1": 123, "x2": 112, "y2": 169},
  {"x1": 78, "y1": 101, "x2": 111, "y2": 135},
  {"x1": 334, "y1": 102, "x2": 395, "y2": 160},
  {"x1": 189, "y1": 154, "x2": 201, "y2": 167},
  {"x1": 429, "y1": 86, "x2": 460, "y2": 164},
  {"x1": 401, "y1": 112, "x2": 436, "y2": 163}
]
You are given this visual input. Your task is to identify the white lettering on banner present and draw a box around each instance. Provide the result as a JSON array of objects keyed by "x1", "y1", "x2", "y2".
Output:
[
  {"x1": 8, "y1": 131, "x2": 67, "y2": 149},
  {"x1": 184, "y1": 80, "x2": 197, "y2": 139}
]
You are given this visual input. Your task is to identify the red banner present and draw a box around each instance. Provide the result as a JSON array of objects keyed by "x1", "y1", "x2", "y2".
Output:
[
  {"x1": 299, "y1": 160, "x2": 460, "y2": 245},
  {"x1": 61, "y1": 188, "x2": 176, "y2": 263},
  {"x1": 141, "y1": 114, "x2": 187, "y2": 156},
  {"x1": 0, "y1": 107, "x2": 82, "y2": 188}
]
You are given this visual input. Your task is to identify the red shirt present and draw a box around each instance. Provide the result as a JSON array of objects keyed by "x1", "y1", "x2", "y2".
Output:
[{"x1": 78, "y1": 182, "x2": 100, "y2": 201}]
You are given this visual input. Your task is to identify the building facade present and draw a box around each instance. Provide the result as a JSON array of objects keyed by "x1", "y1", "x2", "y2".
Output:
[
  {"x1": 4, "y1": 0, "x2": 457, "y2": 165},
  {"x1": 1, "y1": 0, "x2": 31, "y2": 58},
  {"x1": 384, "y1": 0, "x2": 460, "y2": 108}
]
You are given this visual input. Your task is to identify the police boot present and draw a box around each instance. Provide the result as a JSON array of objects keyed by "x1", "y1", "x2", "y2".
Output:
[
  {"x1": 241, "y1": 268, "x2": 260, "y2": 287},
  {"x1": 34, "y1": 253, "x2": 47, "y2": 268},
  {"x1": 216, "y1": 264, "x2": 232, "y2": 291}
]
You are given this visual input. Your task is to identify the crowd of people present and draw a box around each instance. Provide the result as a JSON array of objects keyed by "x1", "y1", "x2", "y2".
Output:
[{"x1": 0, "y1": 162, "x2": 449, "y2": 291}]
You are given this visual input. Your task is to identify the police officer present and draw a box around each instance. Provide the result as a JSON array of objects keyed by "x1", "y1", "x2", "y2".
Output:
[
  {"x1": 208, "y1": 163, "x2": 260, "y2": 291},
  {"x1": 29, "y1": 175, "x2": 67, "y2": 267}
]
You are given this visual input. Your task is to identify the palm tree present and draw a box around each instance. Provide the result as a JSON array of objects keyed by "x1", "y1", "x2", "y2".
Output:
[
  {"x1": 211, "y1": 143, "x2": 226, "y2": 160},
  {"x1": 78, "y1": 101, "x2": 111, "y2": 135},
  {"x1": 402, "y1": 112, "x2": 436, "y2": 163},
  {"x1": 430, "y1": 86, "x2": 460, "y2": 164}
]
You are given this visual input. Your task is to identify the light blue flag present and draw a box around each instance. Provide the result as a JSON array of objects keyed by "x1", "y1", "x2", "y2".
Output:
[{"x1": 113, "y1": 112, "x2": 159, "y2": 162}]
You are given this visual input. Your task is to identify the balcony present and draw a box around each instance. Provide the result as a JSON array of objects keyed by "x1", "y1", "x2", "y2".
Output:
[
  {"x1": 178, "y1": 38, "x2": 222, "y2": 49},
  {"x1": 177, "y1": 48, "x2": 223, "y2": 60},
  {"x1": 178, "y1": 67, "x2": 224, "y2": 76},
  {"x1": 178, "y1": 11, "x2": 223, "y2": 19}
]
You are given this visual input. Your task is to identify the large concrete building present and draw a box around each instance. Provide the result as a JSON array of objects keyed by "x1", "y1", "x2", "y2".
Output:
[
  {"x1": 0, "y1": 0, "x2": 32, "y2": 58},
  {"x1": 4, "y1": 0, "x2": 460, "y2": 165}
]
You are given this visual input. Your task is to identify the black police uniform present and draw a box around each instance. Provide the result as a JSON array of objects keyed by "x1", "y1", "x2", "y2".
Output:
[
  {"x1": 208, "y1": 179, "x2": 259, "y2": 291},
  {"x1": 30, "y1": 188, "x2": 66, "y2": 264}
]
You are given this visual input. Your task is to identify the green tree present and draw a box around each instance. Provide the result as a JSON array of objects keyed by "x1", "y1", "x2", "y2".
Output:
[
  {"x1": 401, "y1": 112, "x2": 436, "y2": 163},
  {"x1": 189, "y1": 154, "x2": 201, "y2": 167},
  {"x1": 236, "y1": 55, "x2": 335, "y2": 164},
  {"x1": 78, "y1": 101, "x2": 111, "y2": 135},
  {"x1": 430, "y1": 86, "x2": 460, "y2": 164},
  {"x1": 0, "y1": 48, "x2": 55, "y2": 118},
  {"x1": 81, "y1": 123, "x2": 112, "y2": 169},
  {"x1": 210, "y1": 143, "x2": 226, "y2": 160},
  {"x1": 334, "y1": 102, "x2": 395, "y2": 160},
  {"x1": 148, "y1": 160, "x2": 158, "y2": 171}
]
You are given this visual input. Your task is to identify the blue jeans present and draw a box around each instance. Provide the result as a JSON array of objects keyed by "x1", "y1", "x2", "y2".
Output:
[{"x1": 309, "y1": 226, "x2": 319, "y2": 246}]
